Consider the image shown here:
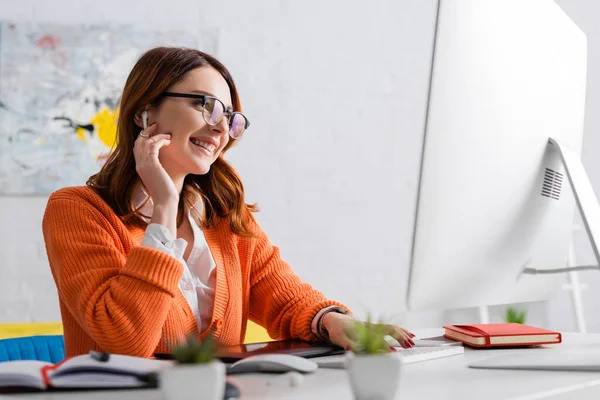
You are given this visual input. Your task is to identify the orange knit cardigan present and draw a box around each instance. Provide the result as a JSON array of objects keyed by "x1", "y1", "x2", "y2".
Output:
[{"x1": 42, "y1": 186, "x2": 346, "y2": 358}]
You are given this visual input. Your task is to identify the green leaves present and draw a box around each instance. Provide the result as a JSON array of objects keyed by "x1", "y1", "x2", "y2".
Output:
[
  {"x1": 172, "y1": 335, "x2": 217, "y2": 364},
  {"x1": 505, "y1": 307, "x2": 527, "y2": 324},
  {"x1": 348, "y1": 315, "x2": 390, "y2": 355}
]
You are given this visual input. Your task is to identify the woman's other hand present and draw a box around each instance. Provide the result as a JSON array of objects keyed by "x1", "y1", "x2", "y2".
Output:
[{"x1": 322, "y1": 312, "x2": 415, "y2": 351}]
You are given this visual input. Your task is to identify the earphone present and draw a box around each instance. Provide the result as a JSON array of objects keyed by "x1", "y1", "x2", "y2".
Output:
[{"x1": 141, "y1": 110, "x2": 148, "y2": 129}]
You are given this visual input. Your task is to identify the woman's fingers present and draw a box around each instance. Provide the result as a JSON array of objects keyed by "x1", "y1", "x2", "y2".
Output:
[
  {"x1": 134, "y1": 131, "x2": 172, "y2": 162},
  {"x1": 330, "y1": 332, "x2": 356, "y2": 351},
  {"x1": 131, "y1": 123, "x2": 179, "y2": 208},
  {"x1": 134, "y1": 123, "x2": 157, "y2": 145},
  {"x1": 399, "y1": 327, "x2": 416, "y2": 338},
  {"x1": 147, "y1": 133, "x2": 172, "y2": 142},
  {"x1": 385, "y1": 325, "x2": 414, "y2": 349},
  {"x1": 325, "y1": 318, "x2": 416, "y2": 352},
  {"x1": 145, "y1": 135, "x2": 172, "y2": 156}
]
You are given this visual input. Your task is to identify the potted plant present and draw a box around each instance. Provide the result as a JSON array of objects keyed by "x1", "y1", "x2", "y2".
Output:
[
  {"x1": 159, "y1": 335, "x2": 225, "y2": 400},
  {"x1": 345, "y1": 316, "x2": 402, "y2": 400},
  {"x1": 505, "y1": 307, "x2": 527, "y2": 324}
]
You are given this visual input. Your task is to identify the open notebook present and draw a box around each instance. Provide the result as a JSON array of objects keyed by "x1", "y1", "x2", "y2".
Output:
[{"x1": 0, "y1": 352, "x2": 172, "y2": 391}]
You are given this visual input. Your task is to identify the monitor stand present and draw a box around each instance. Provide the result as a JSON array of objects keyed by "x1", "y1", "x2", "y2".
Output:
[
  {"x1": 549, "y1": 138, "x2": 600, "y2": 267},
  {"x1": 469, "y1": 140, "x2": 595, "y2": 325},
  {"x1": 510, "y1": 139, "x2": 596, "y2": 332},
  {"x1": 518, "y1": 138, "x2": 600, "y2": 277},
  {"x1": 517, "y1": 138, "x2": 600, "y2": 280}
]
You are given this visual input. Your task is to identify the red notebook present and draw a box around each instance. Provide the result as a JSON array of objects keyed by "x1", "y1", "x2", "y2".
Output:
[{"x1": 443, "y1": 323, "x2": 562, "y2": 348}]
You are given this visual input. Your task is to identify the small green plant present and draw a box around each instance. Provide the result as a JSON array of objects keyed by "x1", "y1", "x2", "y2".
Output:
[
  {"x1": 171, "y1": 335, "x2": 217, "y2": 364},
  {"x1": 348, "y1": 315, "x2": 391, "y2": 355},
  {"x1": 505, "y1": 307, "x2": 527, "y2": 324}
]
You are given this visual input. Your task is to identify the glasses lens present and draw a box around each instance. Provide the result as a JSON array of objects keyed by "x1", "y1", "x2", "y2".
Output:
[
  {"x1": 230, "y1": 114, "x2": 247, "y2": 138},
  {"x1": 203, "y1": 97, "x2": 225, "y2": 125}
]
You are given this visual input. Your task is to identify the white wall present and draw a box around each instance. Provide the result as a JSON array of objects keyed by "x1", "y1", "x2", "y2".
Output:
[
  {"x1": 210, "y1": 0, "x2": 439, "y2": 324},
  {"x1": 0, "y1": 0, "x2": 598, "y2": 332}
]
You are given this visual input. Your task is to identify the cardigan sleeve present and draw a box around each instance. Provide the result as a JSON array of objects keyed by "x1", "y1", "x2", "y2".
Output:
[
  {"x1": 247, "y1": 222, "x2": 350, "y2": 341},
  {"x1": 42, "y1": 195, "x2": 184, "y2": 357}
]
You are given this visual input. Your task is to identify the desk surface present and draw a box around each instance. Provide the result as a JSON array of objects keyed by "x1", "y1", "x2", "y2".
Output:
[{"x1": 4, "y1": 329, "x2": 600, "y2": 400}]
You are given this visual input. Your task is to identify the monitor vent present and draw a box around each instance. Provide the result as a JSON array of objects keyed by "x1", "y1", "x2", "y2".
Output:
[{"x1": 542, "y1": 168, "x2": 562, "y2": 200}]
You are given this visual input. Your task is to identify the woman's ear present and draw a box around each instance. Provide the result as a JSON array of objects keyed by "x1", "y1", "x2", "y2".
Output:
[{"x1": 133, "y1": 107, "x2": 152, "y2": 129}]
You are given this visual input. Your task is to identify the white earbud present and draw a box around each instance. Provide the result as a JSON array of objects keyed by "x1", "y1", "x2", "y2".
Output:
[{"x1": 141, "y1": 111, "x2": 148, "y2": 129}]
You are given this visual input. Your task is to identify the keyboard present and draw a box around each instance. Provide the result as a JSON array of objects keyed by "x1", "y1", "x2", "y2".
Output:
[
  {"x1": 311, "y1": 345, "x2": 464, "y2": 369},
  {"x1": 396, "y1": 345, "x2": 464, "y2": 364}
]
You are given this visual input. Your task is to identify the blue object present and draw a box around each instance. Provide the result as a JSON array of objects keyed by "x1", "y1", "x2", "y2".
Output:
[{"x1": 0, "y1": 335, "x2": 65, "y2": 363}]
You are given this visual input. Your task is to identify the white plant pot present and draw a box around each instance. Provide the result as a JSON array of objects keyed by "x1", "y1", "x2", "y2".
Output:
[
  {"x1": 160, "y1": 360, "x2": 225, "y2": 400},
  {"x1": 346, "y1": 352, "x2": 401, "y2": 400}
]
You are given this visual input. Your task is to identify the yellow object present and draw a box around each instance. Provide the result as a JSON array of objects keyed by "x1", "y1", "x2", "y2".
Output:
[
  {"x1": 76, "y1": 127, "x2": 87, "y2": 142},
  {"x1": 92, "y1": 107, "x2": 119, "y2": 148},
  {"x1": 0, "y1": 323, "x2": 64, "y2": 340},
  {"x1": 0, "y1": 321, "x2": 270, "y2": 344},
  {"x1": 75, "y1": 107, "x2": 119, "y2": 147},
  {"x1": 244, "y1": 320, "x2": 273, "y2": 344}
]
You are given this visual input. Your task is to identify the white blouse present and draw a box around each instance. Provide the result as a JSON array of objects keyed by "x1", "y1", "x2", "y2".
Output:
[
  {"x1": 135, "y1": 188, "x2": 337, "y2": 337},
  {"x1": 135, "y1": 189, "x2": 214, "y2": 332}
]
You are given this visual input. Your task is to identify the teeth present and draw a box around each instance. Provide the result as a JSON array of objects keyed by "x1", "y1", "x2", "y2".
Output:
[{"x1": 190, "y1": 138, "x2": 216, "y2": 152}]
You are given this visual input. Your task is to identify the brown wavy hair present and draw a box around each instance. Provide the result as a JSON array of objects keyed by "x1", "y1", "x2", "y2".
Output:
[{"x1": 87, "y1": 47, "x2": 257, "y2": 237}]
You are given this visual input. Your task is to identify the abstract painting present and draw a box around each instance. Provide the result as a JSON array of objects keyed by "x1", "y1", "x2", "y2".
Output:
[{"x1": 0, "y1": 22, "x2": 217, "y2": 195}]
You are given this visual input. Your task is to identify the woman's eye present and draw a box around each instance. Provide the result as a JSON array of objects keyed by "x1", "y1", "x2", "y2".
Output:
[{"x1": 192, "y1": 100, "x2": 204, "y2": 108}]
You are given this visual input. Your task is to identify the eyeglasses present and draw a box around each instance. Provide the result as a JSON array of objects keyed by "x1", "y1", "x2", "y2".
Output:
[{"x1": 160, "y1": 92, "x2": 250, "y2": 139}]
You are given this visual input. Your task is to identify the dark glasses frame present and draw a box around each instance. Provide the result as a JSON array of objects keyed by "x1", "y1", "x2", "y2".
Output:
[{"x1": 160, "y1": 92, "x2": 251, "y2": 133}]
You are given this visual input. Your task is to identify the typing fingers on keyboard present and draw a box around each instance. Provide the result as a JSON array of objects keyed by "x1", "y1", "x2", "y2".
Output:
[
  {"x1": 387, "y1": 326, "x2": 415, "y2": 348},
  {"x1": 327, "y1": 328, "x2": 356, "y2": 351},
  {"x1": 399, "y1": 327, "x2": 416, "y2": 338}
]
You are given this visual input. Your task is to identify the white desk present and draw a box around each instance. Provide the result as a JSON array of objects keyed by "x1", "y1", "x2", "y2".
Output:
[{"x1": 4, "y1": 330, "x2": 600, "y2": 400}]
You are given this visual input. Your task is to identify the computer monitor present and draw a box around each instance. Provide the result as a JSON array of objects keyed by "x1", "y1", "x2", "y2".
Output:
[{"x1": 407, "y1": 0, "x2": 588, "y2": 311}]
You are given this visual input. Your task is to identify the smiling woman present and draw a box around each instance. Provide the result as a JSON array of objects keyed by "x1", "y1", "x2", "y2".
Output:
[{"x1": 41, "y1": 47, "x2": 415, "y2": 359}]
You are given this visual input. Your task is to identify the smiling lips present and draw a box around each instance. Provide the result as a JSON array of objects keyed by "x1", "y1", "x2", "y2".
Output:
[{"x1": 189, "y1": 137, "x2": 217, "y2": 153}]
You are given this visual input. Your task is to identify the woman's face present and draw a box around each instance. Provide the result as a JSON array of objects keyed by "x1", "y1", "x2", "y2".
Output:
[{"x1": 151, "y1": 67, "x2": 233, "y2": 177}]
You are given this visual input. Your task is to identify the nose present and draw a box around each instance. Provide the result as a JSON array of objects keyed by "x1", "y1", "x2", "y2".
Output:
[{"x1": 209, "y1": 115, "x2": 229, "y2": 136}]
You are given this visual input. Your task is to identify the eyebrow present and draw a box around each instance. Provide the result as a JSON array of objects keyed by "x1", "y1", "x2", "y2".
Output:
[{"x1": 190, "y1": 90, "x2": 233, "y2": 110}]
